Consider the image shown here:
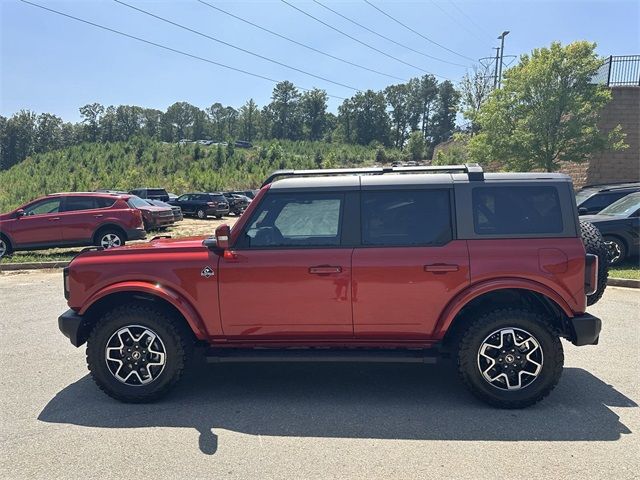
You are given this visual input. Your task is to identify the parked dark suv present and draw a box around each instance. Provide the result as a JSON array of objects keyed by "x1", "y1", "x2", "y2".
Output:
[
  {"x1": 168, "y1": 193, "x2": 230, "y2": 219},
  {"x1": 58, "y1": 165, "x2": 607, "y2": 408},
  {"x1": 575, "y1": 182, "x2": 640, "y2": 215},
  {"x1": 129, "y1": 188, "x2": 170, "y2": 202},
  {"x1": 0, "y1": 192, "x2": 145, "y2": 258}
]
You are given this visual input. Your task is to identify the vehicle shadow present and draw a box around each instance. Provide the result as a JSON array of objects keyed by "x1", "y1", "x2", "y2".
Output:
[{"x1": 38, "y1": 362, "x2": 636, "y2": 455}]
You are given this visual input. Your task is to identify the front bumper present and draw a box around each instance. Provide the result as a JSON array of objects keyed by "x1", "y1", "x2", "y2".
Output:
[
  {"x1": 58, "y1": 309, "x2": 88, "y2": 347},
  {"x1": 125, "y1": 227, "x2": 147, "y2": 240},
  {"x1": 569, "y1": 313, "x2": 602, "y2": 346}
]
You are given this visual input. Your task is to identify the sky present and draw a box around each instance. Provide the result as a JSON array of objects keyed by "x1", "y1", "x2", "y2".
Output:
[{"x1": 1, "y1": 0, "x2": 639, "y2": 122}]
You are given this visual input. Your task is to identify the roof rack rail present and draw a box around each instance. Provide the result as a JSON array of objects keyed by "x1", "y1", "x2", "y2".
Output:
[{"x1": 261, "y1": 163, "x2": 483, "y2": 187}]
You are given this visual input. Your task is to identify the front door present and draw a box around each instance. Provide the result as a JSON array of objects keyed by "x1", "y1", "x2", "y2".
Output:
[
  {"x1": 11, "y1": 197, "x2": 63, "y2": 246},
  {"x1": 352, "y1": 187, "x2": 470, "y2": 340},
  {"x1": 218, "y1": 191, "x2": 353, "y2": 338}
]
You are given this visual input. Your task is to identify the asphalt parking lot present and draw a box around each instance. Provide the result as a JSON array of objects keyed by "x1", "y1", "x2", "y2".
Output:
[{"x1": 1, "y1": 270, "x2": 638, "y2": 480}]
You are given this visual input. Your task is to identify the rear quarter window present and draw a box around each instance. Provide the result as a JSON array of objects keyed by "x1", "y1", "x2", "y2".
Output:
[{"x1": 473, "y1": 186, "x2": 563, "y2": 235}]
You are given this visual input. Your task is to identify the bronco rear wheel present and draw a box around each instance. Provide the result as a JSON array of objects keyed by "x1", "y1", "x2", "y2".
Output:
[
  {"x1": 86, "y1": 303, "x2": 192, "y2": 402},
  {"x1": 457, "y1": 308, "x2": 564, "y2": 409}
]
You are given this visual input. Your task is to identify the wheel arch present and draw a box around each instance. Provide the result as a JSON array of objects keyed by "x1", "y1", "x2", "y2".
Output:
[
  {"x1": 437, "y1": 280, "x2": 574, "y2": 345},
  {"x1": 0, "y1": 231, "x2": 13, "y2": 248},
  {"x1": 77, "y1": 283, "x2": 208, "y2": 346},
  {"x1": 93, "y1": 223, "x2": 127, "y2": 243}
]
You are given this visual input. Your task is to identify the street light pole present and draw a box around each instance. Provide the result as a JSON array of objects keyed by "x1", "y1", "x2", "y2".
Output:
[
  {"x1": 493, "y1": 47, "x2": 500, "y2": 89},
  {"x1": 497, "y1": 30, "x2": 510, "y2": 89}
]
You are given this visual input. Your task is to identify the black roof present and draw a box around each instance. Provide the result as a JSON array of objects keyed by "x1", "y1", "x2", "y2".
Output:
[{"x1": 579, "y1": 182, "x2": 640, "y2": 192}]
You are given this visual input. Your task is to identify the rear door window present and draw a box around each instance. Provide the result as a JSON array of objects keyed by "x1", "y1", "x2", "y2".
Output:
[
  {"x1": 62, "y1": 196, "x2": 98, "y2": 212},
  {"x1": 473, "y1": 186, "x2": 563, "y2": 235},
  {"x1": 361, "y1": 189, "x2": 452, "y2": 246}
]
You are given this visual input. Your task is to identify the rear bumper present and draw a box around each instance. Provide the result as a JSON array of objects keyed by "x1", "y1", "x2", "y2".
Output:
[
  {"x1": 58, "y1": 309, "x2": 88, "y2": 347},
  {"x1": 569, "y1": 313, "x2": 602, "y2": 346},
  {"x1": 206, "y1": 207, "x2": 229, "y2": 216},
  {"x1": 125, "y1": 227, "x2": 146, "y2": 240}
]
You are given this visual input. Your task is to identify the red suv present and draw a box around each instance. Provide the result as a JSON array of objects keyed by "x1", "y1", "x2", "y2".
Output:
[
  {"x1": 0, "y1": 192, "x2": 145, "y2": 258},
  {"x1": 57, "y1": 165, "x2": 607, "y2": 408}
]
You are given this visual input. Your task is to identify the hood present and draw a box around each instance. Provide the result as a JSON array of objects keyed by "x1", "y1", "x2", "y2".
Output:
[
  {"x1": 579, "y1": 214, "x2": 620, "y2": 225},
  {"x1": 74, "y1": 235, "x2": 209, "y2": 261}
]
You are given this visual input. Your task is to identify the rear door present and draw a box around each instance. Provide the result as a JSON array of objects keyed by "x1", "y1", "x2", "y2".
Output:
[
  {"x1": 352, "y1": 184, "x2": 470, "y2": 340},
  {"x1": 218, "y1": 191, "x2": 355, "y2": 338},
  {"x1": 59, "y1": 196, "x2": 110, "y2": 242},
  {"x1": 11, "y1": 197, "x2": 63, "y2": 246}
]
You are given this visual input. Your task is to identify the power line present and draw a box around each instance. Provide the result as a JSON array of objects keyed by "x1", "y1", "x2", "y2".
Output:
[
  {"x1": 196, "y1": 0, "x2": 407, "y2": 82},
  {"x1": 363, "y1": 0, "x2": 476, "y2": 63},
  {"x1": 448, "y1": 0, "x2": 494, "y2": 41},
  {"x1": 280, "y1": 0, "x2": 450, "y2": 80},
  {"x1": 18, "y1": 0, "x2": 348, "y2": 100},
  {"x1": 114, "y1": 0, "x2": 359, "y2": 92},
  {"x1": 312, "y1": 0, "x2": 467, "y2": 68},
  {"x1": 426, "y1": 0, "x2": 487, "y2": 44}
]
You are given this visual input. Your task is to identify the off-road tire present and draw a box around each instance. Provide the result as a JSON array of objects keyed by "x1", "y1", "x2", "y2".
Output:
[
  {"x1": 580, "y1": 220, "x2": 609, "y2": 306},
  {"x1": 86, "y1": 303, "x2": 193, "y2": 403},
  {"x1": 457, "y1": 308, "x2": 564, "y2": 409}
]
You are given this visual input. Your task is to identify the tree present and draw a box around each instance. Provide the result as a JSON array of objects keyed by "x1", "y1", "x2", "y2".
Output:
[
  {"x1": 300, "y1": 88, "x2": 328, "y2": 141},
  {"x1": 384, "y1": 83, "x2": 411, "y2": 148},
  {"x1": 164, "y1": 102, "x2": 195, "y2": 140},
  {"x1": 344, "y1": 90, "x2": 390, "y2": 146},
  {"x1": 469, "y1": 41, "x2": 626, "y2": 171},
  {"x1": 406, "y1": 130, "x2": 426, "y2": 161},
  {"x1": 224, "y1": 106, "x2": 238, "y2": 139},
  {"x1": 0, "y1": 110, "x2": 37, "y2": 170},
  {"x1": 79, "y1": 103, "x2": 104, "y2": 142},
  {"x1": 413, "y1": 75, "x2": 438, "y2": 141},
  {"x1": 35, "y1": 113, "x2": 63, "y2": 153},
  {"x1": 268, "y1": 81, "x2": 301, "y2": 140},
  {"x1": 206, "y1": 103, "x2": 226, "y2": 140},
  {"x1": 459, "y1": 64, "x2": 493, "y2": 132},
  {"x1": 431, "y1": 81, "x2": 460, "y2": 147},
  {"x1": 239, "y1": 99, "x2": 260, "y2": 141}
]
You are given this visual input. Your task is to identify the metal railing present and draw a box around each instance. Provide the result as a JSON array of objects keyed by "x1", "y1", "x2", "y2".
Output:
[{"x1": 593, "y1": 55, "x2": 640, "y2": 87}]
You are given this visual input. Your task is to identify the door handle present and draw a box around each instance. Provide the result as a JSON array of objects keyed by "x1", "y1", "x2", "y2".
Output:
[
  {"x1": 94, "y1": 214, "x2": 104, "y2": 218},
  {"x1": 48, "y1": 217, "x2": 61, "y2": 221},
  {"x1": 309, "y1": 266, "x2": 342, "y2": 274},
  {"x1": 424, "y1": 264, "x2": 459, "y2": 273}
]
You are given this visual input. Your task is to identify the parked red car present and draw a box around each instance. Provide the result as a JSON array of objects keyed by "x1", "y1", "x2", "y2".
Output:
[
  {"x1": 59, "y1": 165, "x2": 607, "y2": 408},
  {"x1": 0, "y1": 192, "x2": 145, "y2": 258},
  {"x1": 126, "y1": 196, "x2": 175, "y2": 231}
]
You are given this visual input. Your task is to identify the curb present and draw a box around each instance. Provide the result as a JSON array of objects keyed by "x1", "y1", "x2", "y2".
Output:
[
  {"x1": 0, "y1": 261, "x2": 70, "y2": 271},
  {"x1": 607, "y1": 277, "x2": 640, "y2": 288},
  {"x1": 1, "y1": 261, "x2": 639, "y2": 288}
]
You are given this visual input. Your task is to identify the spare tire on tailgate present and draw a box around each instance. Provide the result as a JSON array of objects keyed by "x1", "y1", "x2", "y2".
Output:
[{"x1": 580, "y1": 220, "x2": 609, "y2": 306}]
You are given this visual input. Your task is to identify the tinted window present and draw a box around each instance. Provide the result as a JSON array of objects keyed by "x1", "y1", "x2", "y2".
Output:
[
  {"x1": 361, "y1": 190, "x2": 452, "y2": 246},
  {"x1": 63, "y1": 196, "x2": 98, "y2": 212},
  {"x1": 209, "y1": 194, "x2": 226, "y2": 202},
  {"x1": 177, "y1": 194, "x2": 190, "y2": 202},
  {"x1": 582, "y1": 192, "x2": 630, "y2": 212},
  {"x1": 473, "y1": 186, "x2": 563, "y2": 235},
  {"x1": 25, "y1": 198, "x2": 61, "y2": 216},
  {"x1": 240, "y1": 193, "x2": 343, "y2": 248},
  {"x1": 96, "y1": 197, "x2": 116, "y2": 208},
  {"x1": 127, "y1": 197, "x2": 149, "y2": 209}
]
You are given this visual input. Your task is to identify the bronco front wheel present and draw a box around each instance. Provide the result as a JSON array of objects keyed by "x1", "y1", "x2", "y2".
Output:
[
  {"x1": 457, "y1": 309, "x2": 564, "y2": 409},
  {"x1": 86, "y1": 303, "x2": 192, "y2": 403}
]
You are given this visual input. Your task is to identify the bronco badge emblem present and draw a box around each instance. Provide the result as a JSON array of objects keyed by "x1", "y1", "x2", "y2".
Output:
[{"x1": 201, "y1": 266, "x2": 214, "y2": 278}]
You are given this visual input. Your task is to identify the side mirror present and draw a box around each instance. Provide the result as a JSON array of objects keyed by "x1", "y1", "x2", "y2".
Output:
[
  {"x1": 215, "y1": 224, "x2": 231, "y2": 249},
  {"x1": 578, "y1": 207, "x2": 588, "y2": 215},
  {"x1": 15, "y1": 209, "x2": 25, "y2": 218}
]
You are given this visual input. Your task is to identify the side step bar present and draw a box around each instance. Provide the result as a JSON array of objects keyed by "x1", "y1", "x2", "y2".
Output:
[{"x1": 205, "y1": 348, "x2": 439, "y2": 364}]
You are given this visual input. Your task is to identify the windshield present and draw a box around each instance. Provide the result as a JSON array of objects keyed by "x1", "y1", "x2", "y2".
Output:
[
  {"x1": 575, "y1": 190, "x2": 594, "y2": 205},
  {"x1": 127, "y1": 196, "x2": 149, "y2": 208},
  {"x1": 598, "y1": 193, "x2": 640, "y2": 216}
]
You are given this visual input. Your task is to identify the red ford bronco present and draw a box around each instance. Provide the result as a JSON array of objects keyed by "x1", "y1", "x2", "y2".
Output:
[{"x1": 58, "y1": 165, "x2": 608, "y2": 408}]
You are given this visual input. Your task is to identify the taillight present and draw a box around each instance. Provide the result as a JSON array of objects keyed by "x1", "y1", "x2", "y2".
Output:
[
  {"x1": 63, "y1": 267, "x2": 70, "y2": 300},
  {"x1": 133, "y1": 209, "x2": 143, "y2": 226}
]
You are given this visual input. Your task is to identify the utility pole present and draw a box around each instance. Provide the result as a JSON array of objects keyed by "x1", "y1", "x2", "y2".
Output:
[
  {"x1": 492, "y1": 47, "x2": 500, "y2": 89},
  {"x1": 497, "y1": 31, "x2": 510, "y2": 88}
]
